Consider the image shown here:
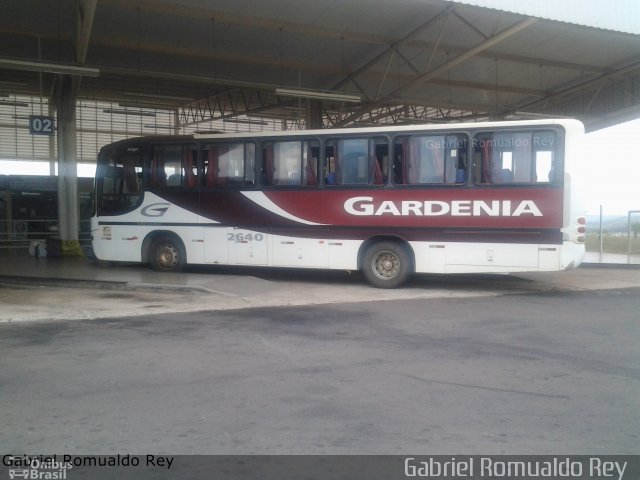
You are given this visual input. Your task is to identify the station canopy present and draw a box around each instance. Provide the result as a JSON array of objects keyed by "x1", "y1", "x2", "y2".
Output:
[{"x1": 1, "y1": 0, "x2": 640, "y2": 133}]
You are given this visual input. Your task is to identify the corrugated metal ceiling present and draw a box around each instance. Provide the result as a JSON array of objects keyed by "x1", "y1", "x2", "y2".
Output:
[{"x1": 0, "y1": 0, "x2": 639, "y2": 132}]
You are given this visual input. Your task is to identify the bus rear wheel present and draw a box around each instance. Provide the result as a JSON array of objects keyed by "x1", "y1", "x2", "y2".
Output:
[
  {"x1": 149, "y1": 235, "x2": 186, "y2": 272},
  {"x1": 362, "y1": 241, "x2": 412, "y2": 289}
]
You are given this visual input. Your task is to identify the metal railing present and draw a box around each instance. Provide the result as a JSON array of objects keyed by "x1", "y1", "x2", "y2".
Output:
[
  {"x1": 0, "y1": 218, "x2": 92, "y2": 256},
  {"x1": 586, "y1": 207, "x2": 640, "y2": 264}
]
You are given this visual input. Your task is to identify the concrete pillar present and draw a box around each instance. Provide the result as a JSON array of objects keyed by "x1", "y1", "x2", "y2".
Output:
[
  {"x1": 48, "y1": 101, "x2": 56, "y2": 176},
  {"x1": 55, "y1": 75, "x2": 83, "y2": 256},
  {"x1": 2, "y1": 191, "x2": 11, "y2": 245},
  {"x1": 306, "y1": 99, "x2": 323, "y2": 129},
  {"x1": 173, "y1": 109, "x2": 180, "y2": 135}
]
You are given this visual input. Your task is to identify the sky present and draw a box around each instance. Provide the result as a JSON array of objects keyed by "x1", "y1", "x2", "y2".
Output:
[
  {"x1": 0, "y1": 118, "x2": 639, "y2": 216},
  {"x1": 583, "y1": 118, "x2": 640, "y2": 215}
]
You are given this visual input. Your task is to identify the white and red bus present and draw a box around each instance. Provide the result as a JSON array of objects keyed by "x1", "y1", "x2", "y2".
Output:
[{"x1": 91, "y1": 119, "x2": 586, "y2": 288}]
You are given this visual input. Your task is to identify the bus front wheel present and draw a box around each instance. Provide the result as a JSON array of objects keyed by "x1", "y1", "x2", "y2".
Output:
[
  {"x1": 362, "y1": 241, "x2": 412, "y2": 288},
  {"x1": 149, "y1": 235, "x2": 186, "y2": 272}
]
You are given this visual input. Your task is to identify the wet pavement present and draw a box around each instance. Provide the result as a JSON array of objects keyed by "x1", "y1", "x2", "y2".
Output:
[{"x1": 0, "y1": 255, "x2": 639, "y2": 323}]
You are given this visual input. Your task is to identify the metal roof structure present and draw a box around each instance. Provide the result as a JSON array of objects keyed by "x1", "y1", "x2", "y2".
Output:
[{"x1": 1, "y1": 0, "x2": 640, "y2": 132}]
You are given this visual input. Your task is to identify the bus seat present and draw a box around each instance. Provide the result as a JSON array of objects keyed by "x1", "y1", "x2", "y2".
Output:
[
  {"x1": 326, "y1": 172, "x2": 336, "y2": 185},
  {"x1": 500, "y1": 168, "x2": 513, "y2": 183},
  {"x1": 455, "y1": 168, "x2": 466, "y2": 183},
  {"x1": 166, "y1": 173, "x2": 181, "y2": 186}
]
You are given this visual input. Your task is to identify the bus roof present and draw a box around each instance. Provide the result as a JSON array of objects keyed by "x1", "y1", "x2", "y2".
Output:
[
  {"x1": 194, "y1": 118, "x2": 583, "y2": 141},
  {"x1": 101, "y1": 119, "x2": 584, "y2": 150}
]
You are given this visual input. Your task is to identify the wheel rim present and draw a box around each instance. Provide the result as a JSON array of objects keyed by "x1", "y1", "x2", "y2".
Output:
[
  {"x1": 371, "y1": 250, "x2": 401, "y2": 280},
  {"x1": 156, "y1": 243, "x2": 179, "y2": 269}
]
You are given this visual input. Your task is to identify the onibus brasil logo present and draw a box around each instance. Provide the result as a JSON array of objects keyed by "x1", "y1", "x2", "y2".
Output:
[{"x1": 4, "y1": 455, "x2": 72, "y2": 479}]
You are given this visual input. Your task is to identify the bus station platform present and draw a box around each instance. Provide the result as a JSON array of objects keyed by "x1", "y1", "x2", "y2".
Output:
[
  {"x1": 1, "y1": 255, "x2": 639, "y2": 323},
  {"x1": 1, "y1": 254, "x2": 639, "y2": 302}
]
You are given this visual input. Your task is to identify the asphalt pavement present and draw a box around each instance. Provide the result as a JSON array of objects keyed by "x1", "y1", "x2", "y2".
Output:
[{"x1": 1, "y1": 288, "x2": 638, "y2": 454}]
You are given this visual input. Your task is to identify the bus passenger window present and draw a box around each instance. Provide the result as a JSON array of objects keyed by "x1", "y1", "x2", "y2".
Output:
[
  {"x1": 203, "y1": 143, "x2": 255, "y2": 188},
  {"x1": 325, "y1": 137, "x2": 386, "y2": 186},
  {"x1": 533, "y1": 132, "x2": 556, "y2": 183},
  {"x1": 474, "y1": 131, "x2": 556, "y2": 184},
  {"x1": 275, "y1": 141, "x2": 302, "y2": 185},
  {"x1": 263, "y1": 140, "x2": 319, "y2": 187},
  {"x1": 305, "y1": 144, "x2": 320, "y2": 186},
  {"x1": 245, "y1": 143, "x2": 256, "y2": 186},
  {"x1": 394, "y1": 134, "x2": 466, "y2": 185},
  {"x1": 151, "y1": 145, "x2": 197, "y2": 188},
  {"x1": 536, "y1": 151, "x2": 553, "y2": 182}
]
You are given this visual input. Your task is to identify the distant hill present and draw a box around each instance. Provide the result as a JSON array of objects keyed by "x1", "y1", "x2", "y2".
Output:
[{"x1": 586, "y1": 215, "x2": 635, "y2": 233}]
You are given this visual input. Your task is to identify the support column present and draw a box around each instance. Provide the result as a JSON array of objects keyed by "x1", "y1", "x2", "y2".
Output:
[
  {"x1": 3, "y1": 191, "x2": 12, "y2": 247},
  {"x1": 48, "y1": 101, "x2": 56, "y2": 176},
  {"x1": 173, "y1": 109, "x2": 180, "y2": 135},
  {"x1": 306, "y1": 99, "x2": 323, "y2": 129},
  {"x1": 55, "y1": 75, "x2": 83, "y2": 256}
]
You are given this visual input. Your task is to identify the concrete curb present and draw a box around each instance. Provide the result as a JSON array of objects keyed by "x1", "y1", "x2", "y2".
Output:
[
  {"x1": 0, "y1": 275, "x2": 128, "y2": 291},
  {"x1": 581, "y1": 262, "x2": 640, "y2": 269}
]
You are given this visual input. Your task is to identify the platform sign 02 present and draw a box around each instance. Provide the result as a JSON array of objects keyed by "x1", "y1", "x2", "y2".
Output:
[{"x1": 29, "y1": 115, "x2": 55, "y2": 135}]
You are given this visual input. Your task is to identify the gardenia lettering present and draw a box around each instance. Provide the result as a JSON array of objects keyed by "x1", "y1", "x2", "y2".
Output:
[{"x1": 344, "y1": 196, "x2": 543, "y2": 217}]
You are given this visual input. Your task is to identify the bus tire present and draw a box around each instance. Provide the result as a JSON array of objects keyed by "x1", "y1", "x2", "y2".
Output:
[
  {"x1": 362, "y1": 241, "x2": 412, "y2": 288},
  {"x1": 149, "y1": 235, "x2": 186, "y2": 272}
]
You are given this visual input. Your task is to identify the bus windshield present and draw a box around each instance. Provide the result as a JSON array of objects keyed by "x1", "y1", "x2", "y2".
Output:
[{"x1": 96, "y1": 148, "x2": 143, "y2": 216}]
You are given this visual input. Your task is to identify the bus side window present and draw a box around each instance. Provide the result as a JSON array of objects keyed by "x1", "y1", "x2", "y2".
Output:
[
  {"x1": 150, "y1": 149, "x2": 166, "y2": 188},
  {"x1": 262, "y1": 140, "x2": 319, "y2": 187},
  {"x1": 326, "y1": 137, "x2": 386, "y2": 186},
  {"x1": 371, "y1": 139, "x2": 387, "y2": 185},
  {"x1": 474, "y1": 131, "x2": 555, "y2": 185},
  {"x1": 150, "y1": 145, "x2": 197, "y2": 189},
  {"x1": 305, "y1": 144, "x2": 319, "y2": 186},
  {"x1": 473, "y1": 136, "x2": 491, "y2": 184},
  {"x1": 274, "y1": 141, "x2": 303, "y2": 185},
  {"x1": 204, "y1": 143, "x2": 254, "y2": 188},
  {"x1": 204, "y1": 147, "x2": 220, "y2": 187},
  {"x1": 533, "y1": 132, "x2": 556, "y2": 183},
  {"x1": 122, "y1": 155, "x2": 141, "y2": 194},
  {"x1": 153, "y1": 146, "x2": 181, "y2": 187},
  {"x1": 341, "y1": 150, "x2": 367, "y2": 184},
  {"x1": 303, "y1": 142, "x2": 320, "y2": 186},
  {"x1": 324, "y1": 145, "x2": 337, "y2": 185},
  {"x1": 262, "y1": 144, "x2": 275, "y2": 185},
  {"x1": 475, "y1": 134, "x2": 508, "y2": 184},
  {"x1": 393, "y1": 140, "x2": 406, "y2": 184},
  {"x1": 245, "y1": 143, "x2": 256, "y2": 186},
  {"x1": 394, "y1": 134, "x2": 465, "y2": 185}
]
